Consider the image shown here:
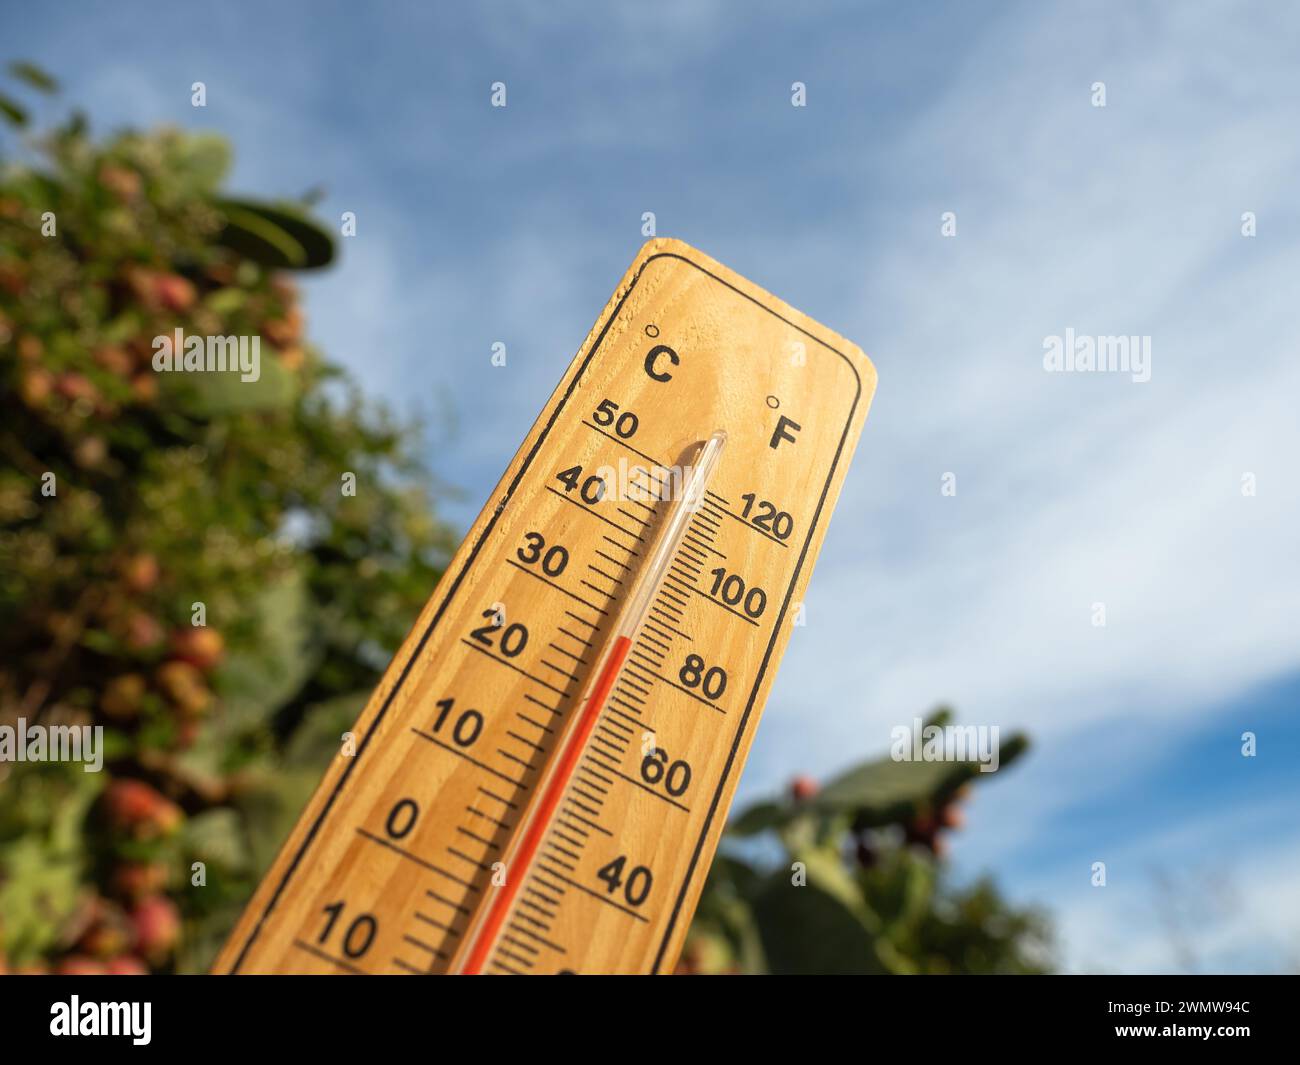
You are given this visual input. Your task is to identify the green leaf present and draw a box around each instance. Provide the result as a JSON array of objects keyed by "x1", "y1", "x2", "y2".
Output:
[
  {"x1": 172, "y1": 132, "x2": 232, "y2": 190},
  {"x1": 160, "y1": 342, "x2": 298, "y2": 416},
  {"x1": 751, "y1": 850, "x2": 886, "y2": 974},
  {"x1": 820, "y1": 731, "x2": 1028, "y2": 824},
  {"x1": 816, "y1": 756, "x2": 972, "y2": 823},
  {"x1": 215, "y1": 570, "x2": 317, "y2": 730},
  {"x1": 61, "y1": 109, "x2": 87, "y2": 140},
  {"x1": 924, "y1": 706, "x2": 953, "y2": 730},
  {"x1": 97, "y1": 728, "x2": 135, "y2": 763},
  {"x1": 49, "y1": 769, "x2": 104, "y2": 851},
  {"x1": 8, "y1": 62, "x2": 59, "y2": 94},
  {"x1": 283, "y1": 691, "x2": 368, "y2": 768},
  {"x1": 234, "y1": 765, "x2": 324, "y2": 874},
  {"x1": 727, "y1": 725, "x2": 1030, "y2": 837},
  {"x1": 0, "y1": 767, "x2": 99, "y2": 963},
  {"x1": 176, "y1": 909, "x2": 243, "y2": 976},
  {"x1": 204, "y1": 287, "x2": 248, "y2": 317},
  {"x1": 184, "y1": 808, "x2": 249, "y2": 873},
  {"x1": 215, "y1": 198, "x2": 335, "y2": 270},
  {"x1": 688, "y1": 852, "x2": 768, "y2": 972},
  {"x1": 705, "y1": 852, "x2": 765, "y2": 900},
  {"x1": 892, "y1": 848, "x2": 937, "y2": 933},
  {"x1": 0, "y1": 838, "x2": 85, "y2": 961},
  {"x1": 0, "y1": 93, "x2": 28, "y2": 128},
  {"x1": 725, "y1": 799, "x2": 786, "y2": 837}
]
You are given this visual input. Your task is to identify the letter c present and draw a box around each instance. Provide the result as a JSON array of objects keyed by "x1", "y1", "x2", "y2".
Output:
[{"x1": 644, "y1": 344, "x2": 679, "y2": 382}]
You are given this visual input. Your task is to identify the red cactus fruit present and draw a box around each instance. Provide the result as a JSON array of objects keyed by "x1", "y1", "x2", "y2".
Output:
[
  {"x1": 169, "y1": 627, "x2": 225, "y2": 671},
  {"x1": 130, "y1": 896, "x2": 180, "y2": 964},
  {"x1": 790, "y1": 774, "x2": 819, "y2": 801},
  {"x1": 102, "y1": 779, "x2": 183, "y2": 839}
]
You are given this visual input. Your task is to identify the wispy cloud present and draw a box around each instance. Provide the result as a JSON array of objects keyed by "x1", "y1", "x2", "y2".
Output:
[
  {"x1": 1034, "y1": 795, "x2": 1300, "y2": 974},
  {"x1": 754, "y1": 0, "x2": 1300, "y2": 761}
]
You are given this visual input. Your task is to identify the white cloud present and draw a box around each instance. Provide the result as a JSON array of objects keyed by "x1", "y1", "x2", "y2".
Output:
[
  {"x1": 756, "y1": 0, "x2": 1300, "y2": 762},
  {"x1": 1032, "y1": 797, "x2": 1300, "y2": 974}
]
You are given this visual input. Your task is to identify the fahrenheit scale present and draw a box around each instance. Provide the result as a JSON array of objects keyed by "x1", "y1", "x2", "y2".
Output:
[{"x1": 214, "y1": 238, "x2": 877, "y2": 975}]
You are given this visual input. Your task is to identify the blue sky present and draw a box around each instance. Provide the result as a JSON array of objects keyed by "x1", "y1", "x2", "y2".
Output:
[{"x1": 7, "y1": 1, "x2": 1298, "y2": 973}]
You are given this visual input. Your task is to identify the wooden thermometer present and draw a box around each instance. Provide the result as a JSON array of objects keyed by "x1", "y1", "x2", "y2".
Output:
[{"x1": 214, "y1": 238, "x2": 877, "y2": 975}]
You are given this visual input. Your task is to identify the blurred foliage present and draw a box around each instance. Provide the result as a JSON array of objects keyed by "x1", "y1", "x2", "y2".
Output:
[
  {"x1": 0, "y1": 64, "x2": 1049, "y2": 977},
  {"x1": 0, "y1": 64, "x2": 454, "y2": 974},
  {"x1": 680, "y1": 709, "x2": 1052, "y2": 974}
]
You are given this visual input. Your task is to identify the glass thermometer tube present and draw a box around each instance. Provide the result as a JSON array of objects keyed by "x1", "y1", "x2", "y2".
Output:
[{"x1": 456, "y1": 430, "x2": 728, "y2": 974}]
